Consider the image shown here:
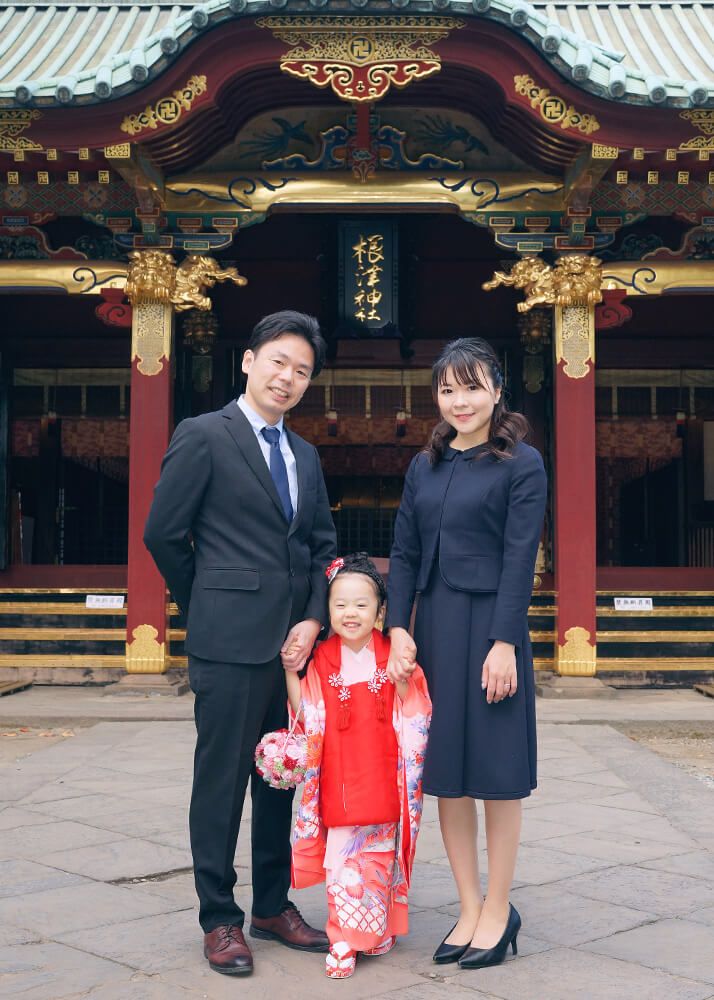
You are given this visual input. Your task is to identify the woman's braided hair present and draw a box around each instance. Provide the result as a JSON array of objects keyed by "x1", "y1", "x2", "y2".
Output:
[{"x1": 326, "y1": 552, "x2": 386, "y2": 606}]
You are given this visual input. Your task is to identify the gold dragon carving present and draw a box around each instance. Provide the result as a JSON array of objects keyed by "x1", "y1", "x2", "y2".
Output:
[
  {"x1": 125, "y1": 251, "x2": 247, "y2": 376},
  {"x1": 482, "y1": 255, "x2": 602, "y2": 313},
  {"x1": 172, "y1": 255, "x2": 248, "y2": 311},
  {"x1": 125, "y1": 250, "x2": 176, "y2": 306},
  {"x1": 484, "y1": 256, "x2": 602, "y2": 379},
  {"x1": 126, "y1": 251, "x2": 247, "y2": 311}
]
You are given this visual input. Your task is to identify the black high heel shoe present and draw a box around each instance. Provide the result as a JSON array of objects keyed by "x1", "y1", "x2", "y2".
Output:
[
  {"x1": 432, "y1": 923, "x2": 472, "y2": 965},
  {"x1": 458, "y1": 904, "x2": 521, "y2": 970}
]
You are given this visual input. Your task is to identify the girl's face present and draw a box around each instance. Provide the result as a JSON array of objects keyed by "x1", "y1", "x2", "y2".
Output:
[
  {"x1": 436, "y1": 362, "x2": 501, "y2": 446},
  {"x1": 329, "y1": 573, "x2": 381, "y2": 652}
]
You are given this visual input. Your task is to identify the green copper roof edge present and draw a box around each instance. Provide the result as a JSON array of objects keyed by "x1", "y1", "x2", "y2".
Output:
[{"x1": 0, "y1": 0, "x2": 712, "y2": 109}]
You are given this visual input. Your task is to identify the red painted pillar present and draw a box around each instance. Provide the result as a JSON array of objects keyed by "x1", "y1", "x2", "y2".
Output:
[
  {"x1": 553, "y1": 298, "x2": 597, "y2": 675},
  {"x1": 124, "y1": 256, "x2": 175, "y2": 673}
]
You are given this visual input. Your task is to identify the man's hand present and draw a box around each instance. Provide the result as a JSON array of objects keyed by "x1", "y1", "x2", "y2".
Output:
[
  {"x1": 482, "y1": 640, "x2": 517, "y2": 704},
  {"x1": 387, "y1": 626, "x2": 417, "y2": 684},
  {"x1": 281, "y1": 619, "x2": 322, "y2": 672}
]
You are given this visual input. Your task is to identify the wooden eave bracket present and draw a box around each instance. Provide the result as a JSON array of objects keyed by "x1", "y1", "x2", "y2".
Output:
[
  {"x1": 107, "y1": 144, "x2": 166, "y2": 212},
  {"x1": 563, "y1": 148, "x2": 612, "y2": 214}
]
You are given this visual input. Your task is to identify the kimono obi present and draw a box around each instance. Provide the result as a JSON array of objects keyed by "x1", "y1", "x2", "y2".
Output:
[{"x1": 313, "y1": 635, "x2": 400, "y2": 828}]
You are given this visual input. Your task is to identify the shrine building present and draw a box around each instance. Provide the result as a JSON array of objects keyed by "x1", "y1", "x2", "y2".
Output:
[{"x1": 1, "y1": 0, "x2": 714, "y2": 686}]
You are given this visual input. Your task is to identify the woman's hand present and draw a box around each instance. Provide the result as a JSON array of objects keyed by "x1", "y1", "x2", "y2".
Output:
[
  {"x1": 387, "y1": 627, "x2": 417, "y2": 684},
  {"x1": 482, "y1": 640, "x2": 517, "y2": 704}
]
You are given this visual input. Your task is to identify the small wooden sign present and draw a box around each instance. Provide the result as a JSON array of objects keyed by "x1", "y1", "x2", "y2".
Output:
[
  {"x1": 86, "y1": 595, "x2": 125, "y2": 609},
  {"x1": 613, "y1": 597, "x2": 653, "y2": 611}
]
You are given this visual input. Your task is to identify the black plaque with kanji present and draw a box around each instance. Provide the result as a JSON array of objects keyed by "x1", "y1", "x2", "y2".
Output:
[{"x1": 338, "y1": 220, "x2": 398, "y2": 331}]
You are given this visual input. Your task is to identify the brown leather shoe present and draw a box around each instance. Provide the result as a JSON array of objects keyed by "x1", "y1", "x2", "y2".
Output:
[
  {"x1": 203, "y1": 924, "x2": 253, "y2": 975},
  {"x1": 250, "y1": 903, "x2": 329, "y2": 953}
]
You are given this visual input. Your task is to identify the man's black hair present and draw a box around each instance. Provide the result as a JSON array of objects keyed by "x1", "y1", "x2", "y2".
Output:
[{"x1": 248, "y1": 311, "x2": 327, "y2": 378}]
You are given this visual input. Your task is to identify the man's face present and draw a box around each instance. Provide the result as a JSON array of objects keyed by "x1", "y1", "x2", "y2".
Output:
[{"x1": 242, "y1": 333, "x2": 315, "y2": 424}]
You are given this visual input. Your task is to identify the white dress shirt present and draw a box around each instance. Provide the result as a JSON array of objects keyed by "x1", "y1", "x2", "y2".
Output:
[{"x1": 237, "y1": 395, "x2": 299, "y2": 515}]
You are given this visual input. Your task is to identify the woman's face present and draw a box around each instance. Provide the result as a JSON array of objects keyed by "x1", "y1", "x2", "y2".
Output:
[{"x1": 436, "y1": 363, "x2": 501, "y2": 445}]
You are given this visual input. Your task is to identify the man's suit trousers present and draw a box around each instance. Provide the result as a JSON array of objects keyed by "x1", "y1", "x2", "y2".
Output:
[{"x1": 188, "y1": 654, "x2": 294, "y2": 932}]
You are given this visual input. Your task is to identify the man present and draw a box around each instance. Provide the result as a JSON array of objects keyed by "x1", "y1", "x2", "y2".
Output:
[{"x1": 144, "y1": 311, "x2": 337, "y2": 976}]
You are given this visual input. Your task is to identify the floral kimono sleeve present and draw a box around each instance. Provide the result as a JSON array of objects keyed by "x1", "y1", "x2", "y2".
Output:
[
  {"x1": 393, "y1": 664, "x2": 431, "y2": 890},
  {"x1": 291, "y1": 660, "x2": 328, "y2": 889}
]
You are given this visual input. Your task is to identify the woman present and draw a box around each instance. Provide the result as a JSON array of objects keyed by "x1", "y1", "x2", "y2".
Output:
[{"x1": 385, "y1": 337, "x2": 547, "y2": 970}]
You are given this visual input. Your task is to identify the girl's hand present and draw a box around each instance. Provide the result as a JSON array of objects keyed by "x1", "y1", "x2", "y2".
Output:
[
  {"x1": 387, "y1": 627, "x2": 417, "y2": 683},
  {"x1": 482, "y1": 640, "x2": 517, "y2": 704},
  {"x1": 281, "y1": 641, "x2": 300, "y2": 667},
  {"x1": 281, "y1": 619, "x2": 321, "y2": 672}
]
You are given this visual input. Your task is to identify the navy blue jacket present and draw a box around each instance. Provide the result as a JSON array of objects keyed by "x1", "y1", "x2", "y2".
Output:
[
  {"x1": 386, "y1": 441, "x2": 547, "y2": 647},
  {"x1": 144, "y1": 402, "x2": 336, "y2": 664}
]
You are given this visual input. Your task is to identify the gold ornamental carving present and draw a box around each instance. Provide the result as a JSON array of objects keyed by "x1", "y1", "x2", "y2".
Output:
[
  {"x1": 679, "y1": 110, "x2": 714, "y2": 135},
  {"x1": 602, "y1": 262, "x2": 714, "y2": 297},
  {"x1": 483, "y1": 255, "x2": 602, "y2": 313},
  {"x1": 172, "y1": 255, "x2": 247, "y2": 312},
  {"x1": 591, "y1": 144, "x2": 619, "y2": 160},
  {"x1": 258, "y1": 16, "x2": 463, "y2": 103},
  {"x1": 126, "y1": 250, "x2": 177, "y2": 306},
  {"x1": 0, "y1": 261, "x2": 129, "y2": 295},
  {"x1": 125, "y1": 251, "x2": 174, "y2": 376},
  {"x1": 126, "y1": 251, "x2": 246, "y2": 376},
  {"x1": 121, "y1": 75, "x2": 207, "y2": 137},
  {"x1": 553, "y1": 256, "x2": 602, "y2": 308},
  {"x1": 126, "y1": 624, "x2": 166, "y2": 674},
  {"x1": 678, "y1": 136, "x2": 714, "y2": 152},
  {"x1": 133, "y1": 302, "x2": 172, "y2": 376},
  {"x1": 555, "y1": 303, "x2": 594, "y2": 379},
  {"x1": 514, "y1": 75, "x2": 600, "y2": 136},
  {"x1": 483, "y1": 258, "x2": 554, "y2": 313},
  {"x1": 557, "y1": 626, "x2": 596, "y2": 677},
  {"x1": 166, "y1": 171, "x2": 563, "y2": 216},
  {"x1": 104, "y1": 143, "x2": 132, "y2": 159},
  {"x1": 126, "y1": 251, "x2": 247, "y2": 313},
  {"x1": 0, "y1": 109, "x2": 43, "y2": 152}
]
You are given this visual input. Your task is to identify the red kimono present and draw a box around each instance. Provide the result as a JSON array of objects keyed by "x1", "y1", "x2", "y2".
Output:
[{"x1": 291, "y1": 630, "x2": 431, "y2": 951}]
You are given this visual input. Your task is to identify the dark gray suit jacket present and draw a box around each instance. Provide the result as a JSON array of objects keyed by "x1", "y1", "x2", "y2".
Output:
[{"x1": 144, "y1": 402, "x2": 337, "y2": 664}]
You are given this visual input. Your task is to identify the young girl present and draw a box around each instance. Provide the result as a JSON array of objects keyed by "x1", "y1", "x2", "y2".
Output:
[{"x1": 284, "y1": 553, "x2": 431, "y2": 980}]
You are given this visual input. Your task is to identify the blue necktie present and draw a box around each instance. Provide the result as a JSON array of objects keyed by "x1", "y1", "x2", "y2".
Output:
[{"x1": 261, "y1": 426, "x2": 294, "y2": 522}]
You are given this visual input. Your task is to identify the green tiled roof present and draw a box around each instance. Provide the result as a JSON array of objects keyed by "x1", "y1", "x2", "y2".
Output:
[{"x1": 0, "y1": 1, "x2": 712, "y2": 108}]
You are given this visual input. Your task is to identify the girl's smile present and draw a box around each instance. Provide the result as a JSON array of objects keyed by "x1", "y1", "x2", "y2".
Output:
[{"x1": 329, "y1": 574, "x2": 381, "y2": 652}]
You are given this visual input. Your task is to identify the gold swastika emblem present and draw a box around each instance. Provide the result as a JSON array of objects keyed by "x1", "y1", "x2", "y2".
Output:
[
  {"x1": 514, "y1": 74, "x2": 600, "y2": 135},
  {"x1": 259, "y1": 16, "x2": 461, "y2": 104},
  {"x1": 156, "y1": 98, "x2": 181, "y2": 125},
  {"x1": 349, "y1": 37, "x2": 375, "y2": 62},
  {"x1": 120, "y1": 76, "x2": 207, "y2": 136},
  {"x1": 541, "y1": 96, "x2": 566, "y2": 123}
]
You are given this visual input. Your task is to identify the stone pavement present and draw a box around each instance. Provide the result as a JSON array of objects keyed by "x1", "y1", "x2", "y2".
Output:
[
  {"x1": 1, "y1": 696, "x2": 714, "y2": 999},
  {"x1": 2, "y1": 685, "x2": 714, "y2": 727}
]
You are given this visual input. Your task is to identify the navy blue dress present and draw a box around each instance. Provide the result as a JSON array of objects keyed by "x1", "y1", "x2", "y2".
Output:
[{"x1": 386, "y1": 441, "x2": 547, "y2": 800}]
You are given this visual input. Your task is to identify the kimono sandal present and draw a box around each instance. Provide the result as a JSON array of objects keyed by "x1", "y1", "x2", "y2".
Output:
[
  {"x1": 325, "y1": 941, "x2": 357, "y2": 979},
  {"x1": 362, "y1": 936, "x2": 396, "y2": 957}
]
